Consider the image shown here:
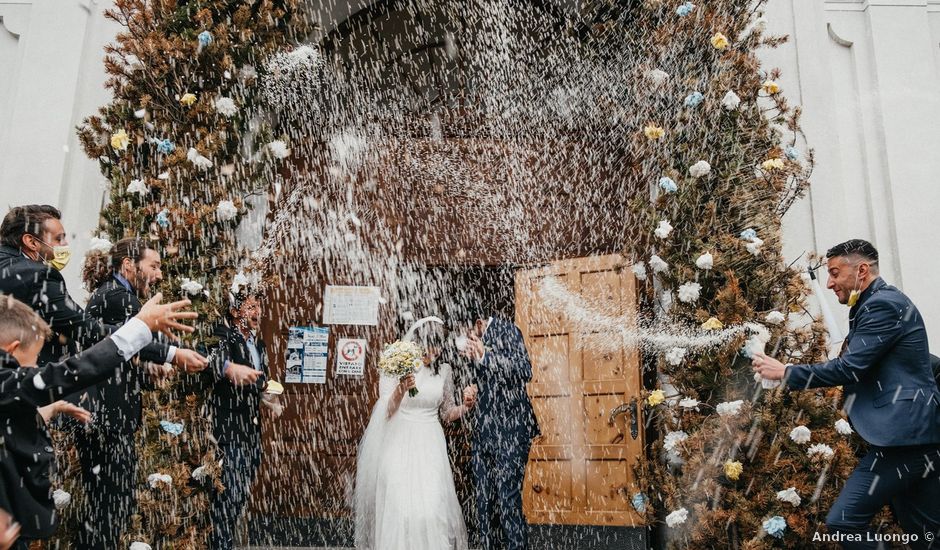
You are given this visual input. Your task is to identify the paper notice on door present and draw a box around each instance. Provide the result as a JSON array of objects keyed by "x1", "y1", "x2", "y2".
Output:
[
  {"x1": 336, "y1": 338, "x2": 367, "y2": 376},
  {"x1": 285, "y1": 326, "x2": 329, "y2": 383},
  {"x1": 322, "y1": 285, "x2": 381, "y2": 326}
]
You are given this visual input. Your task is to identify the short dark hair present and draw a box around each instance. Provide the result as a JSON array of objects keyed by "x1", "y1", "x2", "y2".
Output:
[
  {"x1": 82, "y1": 238, "x2": 153, "y2": 291},
  {"x1": 826, "y1": 239, "x2": 879, "y2": 267},
  {"x1": 1, "y1": 205, "x2": 62, "y2": 248},
  {"x1": 0, "y1": 294, "x2": 51, "y2": 346}
]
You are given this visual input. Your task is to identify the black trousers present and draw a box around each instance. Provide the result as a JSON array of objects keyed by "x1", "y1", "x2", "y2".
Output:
[
  {"x1": 826, "y1": 445, "x2": 940, "y2": 549},
  {"x1": 209, "y1": 440, "x2": 262, "y2": 550},
  {"x1": 473, "y1": 439, "x2": 531, "y2": 550},
  {"x1": 73, "y1": 430, "x2": 137, "y2": 550}
]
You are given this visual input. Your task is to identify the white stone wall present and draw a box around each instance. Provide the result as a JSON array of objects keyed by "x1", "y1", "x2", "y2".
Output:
[{"x1": 1, "y1": 0, "x2": 939, "y2": 347}]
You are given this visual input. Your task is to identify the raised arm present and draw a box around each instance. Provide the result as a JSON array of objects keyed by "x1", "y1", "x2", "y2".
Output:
[{"x1": 786, "y1": 300, "x2": 906, "y2": 389}]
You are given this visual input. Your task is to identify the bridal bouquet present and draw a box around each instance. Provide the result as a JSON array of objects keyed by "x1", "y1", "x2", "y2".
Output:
[{"x1": 378, "y1": 340, "x2": 424, "y2": 397}]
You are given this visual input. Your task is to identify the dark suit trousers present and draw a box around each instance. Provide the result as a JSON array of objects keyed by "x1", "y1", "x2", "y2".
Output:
[
  {"x1": 210, "y1": 440, "x2": 261, "y2": 550},
  {"x1": 473, "y1": 438, "x2": 531, "y2": 550},
  {"x1": 74, "y1": 430, "x2": 137, "y2": 550},
  {"x1": 826, "y1": 445, "x2": 940, "y2": 549}
]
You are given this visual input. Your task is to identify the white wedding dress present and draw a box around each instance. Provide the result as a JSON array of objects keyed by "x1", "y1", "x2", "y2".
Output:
[{"x1": 354, "y1": 363, "x2": 469, "y2": 550}]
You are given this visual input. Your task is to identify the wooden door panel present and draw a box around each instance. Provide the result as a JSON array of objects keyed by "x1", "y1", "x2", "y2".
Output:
[{"x1": 517, "y1": 254, "x2": 644, "y2": 528}]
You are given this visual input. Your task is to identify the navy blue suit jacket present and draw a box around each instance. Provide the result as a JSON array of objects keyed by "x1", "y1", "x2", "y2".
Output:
[
  {"x1": 471, "y1": 317, "x2": 540, "y2": 448},
  {"x1": 786, "y1": 278, "x2": 940, "y2": 447}
]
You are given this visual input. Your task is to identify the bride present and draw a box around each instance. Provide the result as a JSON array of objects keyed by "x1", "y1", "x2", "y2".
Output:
[{"x1": 354, "y1": 321, "x2": 471, "y2": 550}]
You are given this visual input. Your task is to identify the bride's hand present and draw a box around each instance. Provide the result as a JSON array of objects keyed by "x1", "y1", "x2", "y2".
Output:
[{"x1": 398, "y1": 374, "x2": 416, "y2": 394}]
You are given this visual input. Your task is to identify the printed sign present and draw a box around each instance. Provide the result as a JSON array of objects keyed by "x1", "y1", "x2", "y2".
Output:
[
  {"x1": 285, "y1": 326, "x2": 329, "y2": 384},
  {"x1": 336, "y1": 338, "x2": 367, "y2": 376},
  {"x1": 322, "y1": 286, "x2": 381, "y2": 326}
]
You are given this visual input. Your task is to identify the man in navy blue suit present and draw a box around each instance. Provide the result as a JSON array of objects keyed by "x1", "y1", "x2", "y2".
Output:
[
  {"x1": 753, "y1": 239, "x2": 940, "y2": 548},
  {"x1": 461, "y1": 305, "x2": 539, "y2": 550}
]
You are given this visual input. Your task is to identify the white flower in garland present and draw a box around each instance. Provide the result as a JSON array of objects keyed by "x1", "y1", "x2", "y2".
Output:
[
  {"x1": 216, "y1": 200, "x2": 238, "y2": 221},
  {"x1": 665, "y1": 507, "x2": 689, "y2": 528},
  {"x1": 721, "y1": 90, "x2": 741, "y2": 111},
  {"x1": 677, "y1": 282, "x2": 701, "y2": 304},
  {"x1": 663, "y1": 430, "x2": 688, "y2": 452},
  {"x1": 765, "y1": 311, "x2": 786, "y2": 325},
  {"x1": 716, "y1": 400, "x2": 744, "y2": 417},
  {"x1": 130, "y1": 543, "x2": 152, "y2": 550},
  {"x1": 776, "y1": 487, "x2": 801, "y2": 507},
  {"x1": 646, "y1": 68, "x2": 670, "y2": 86},
  {"x1": 678, "y1": 397, "x2": 699, "y2": 410},
  {"x1": 214, "y1": 96, "x2": 238, "y2": 117},
  {"x1": 649, "y1": 255, "x2": 669, "y2": 273},
  {"x1": 654, "y1": 219, "x2": 674, "y2": 239},
  {"x1": 268, "y1": 139, "x2": 291, "y2": 159},
  {"x1": 631, "y1": 262, "x2": 648, "y2": 281},
  {"x1": 665, "y1": 347, "x2": 687, "y2": 366},
  {"x1": 52, "y1": 489, "x2": 71, "y2": 509},
  {"x1": 88, "y1": 236, "x2": 113, "y2": 254},
  {"x1": 807, "y1": 443, "x2": 835, "y2": 459},
  {"x1": 834, "y1": 419, "x2": 854, "y2": 435},
  {"x1": 789, "y1": 425, "x2": 812, "y2": 444},
  {"x1": 147, "y1": 473, "x2": 172, "y2": 488},
  {"x1": 126, "y1": 179, "x2": 149, "y2": 196},
  {"x1": 187, "y1": 147, "x2": 213, "y2": 170},
  {"x1": 180, "y1": 278, "x2": 204, "y2": 296},
  {"x1": 695, "y1": 252, "x2": 714, "y2": 270},
  {"x1": 689, "y1": 160, "x2": 711, "y2": 178},
  {"x1": 191, "y1": 465, "x2": 208, "y2": 483},
  {"x1": 745, "y1": 237, "x2": 764, "y2": 256}
]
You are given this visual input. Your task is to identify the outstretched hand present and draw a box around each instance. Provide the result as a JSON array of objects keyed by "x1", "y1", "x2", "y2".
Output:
[
  {"x1": 137, "y1": 293, "x2": 199, "y2": 340},
  {"x1": 0, "y1": 508, "x2": 19, "y2": 550},
  {"x1": 225, "y1": 362, "x2": 261, "y2": 386},
  {"x1": 752, "y1": 352, "x2": 787, "y2": 381}
]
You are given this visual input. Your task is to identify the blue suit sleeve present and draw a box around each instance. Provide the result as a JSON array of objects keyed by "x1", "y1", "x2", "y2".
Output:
[
  {"x1": 479, "y1": 324, "x2": 533, "y2": 383},
  {"x1": 787, "y1": 300, "x2": 905, "y2": 389}
]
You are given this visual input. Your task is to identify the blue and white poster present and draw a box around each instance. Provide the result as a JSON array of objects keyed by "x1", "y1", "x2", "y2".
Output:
[{"x1": 285, "y1": 326, "x2": 330, "y2": 384}]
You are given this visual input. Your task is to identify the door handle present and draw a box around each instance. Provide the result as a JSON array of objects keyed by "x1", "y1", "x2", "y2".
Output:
[{"x1": 608, "y1": 399, "x2": 639, "y2": 440}]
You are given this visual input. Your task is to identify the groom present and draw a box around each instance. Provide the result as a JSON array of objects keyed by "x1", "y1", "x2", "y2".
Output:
[{"x1": 461, "y1": 304, "x2": 539, "y2": 550}]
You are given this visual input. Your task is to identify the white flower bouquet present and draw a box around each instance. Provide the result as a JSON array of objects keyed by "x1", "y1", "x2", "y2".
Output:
[{"x1": 378, "y1": 340, "x2": 424, "y2": 397}]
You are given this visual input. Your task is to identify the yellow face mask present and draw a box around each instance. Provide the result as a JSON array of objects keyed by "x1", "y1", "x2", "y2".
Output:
[
  {"x1": 46, "y1": 245, "x2": 72, "y2": 271},
  {"x1": 847, "y1": 289, "x2": 861, "y2": 307}
]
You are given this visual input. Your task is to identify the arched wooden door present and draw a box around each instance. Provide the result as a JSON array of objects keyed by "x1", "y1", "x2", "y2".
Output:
[{"x1": 516, "y1": 254, "x2": 646, "y2": 527}]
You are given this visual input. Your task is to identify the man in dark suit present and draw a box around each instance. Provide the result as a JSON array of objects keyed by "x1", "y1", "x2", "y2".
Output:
[
  {"x1": 204, "y1": 288, "x2": 268, "y2": 549},
  {"x1": 461, "y1": 306, "x2": 539, "y2": 550},
  {"x1": 753, "y1": 239, "x2": 940, "y2": 548},
  {"x1": 0, "y1": 292, "x2": 198, "y2": 548},
  {"x1": 75, "y1": 238, "x2": 208, "y2": 549},
  {"x1": 0, "y1": 205, "x2": 108, "y2": 364}
]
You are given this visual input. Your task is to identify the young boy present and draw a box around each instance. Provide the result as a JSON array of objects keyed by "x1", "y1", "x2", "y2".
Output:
[{"x1": 0, "y1": 292, "x2": 196, "y2": 547}]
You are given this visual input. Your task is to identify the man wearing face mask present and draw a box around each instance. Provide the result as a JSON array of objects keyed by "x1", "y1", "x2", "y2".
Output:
[
  {"x1": 0, "y1": 205, "x2": 109, "y2": 364},
  {"x1": 752, "y1": 239, "x2": 940, "y2": 548}
]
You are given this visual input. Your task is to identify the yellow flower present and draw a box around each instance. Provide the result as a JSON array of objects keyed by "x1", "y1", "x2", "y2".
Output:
[
  {"x1": 762, "y1": 158, "x2": 785, "y2": 171},
  {"x1": 110, "y1": 129, "x2": 130, "y2": 151},
  {"x1": 711, "y1": 32, "x2": 730, "y2": 50},
  {"x1": 180, "y1": 93, "x2": 198, "y2": 106},
  {"x1": 647, "y1": 389, "x2": 665, "y2": 406},
  {"x1": 724, "y1": 460, "x2": 743, "y2": 481},
  {"x1": 644, "y1": 125, "x2": 665, "y2": 140},
  {"x1": 701, "y1": 317, "x2": 724, "y2": 331},
  {"x1": 762, "y1": 80, "x2": 780, "y2": 94}
]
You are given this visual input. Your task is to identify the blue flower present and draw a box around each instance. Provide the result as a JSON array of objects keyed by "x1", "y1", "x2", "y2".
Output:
[
  {"x1": 198, "y1": 31, "x2": 213, "y2": 47},
  {"x1": 676, "y1": 2, "x2": 695, "y2": 16},
  {"x1": 160, "y1": 420, "x2": 184, "y2": 436},
  {"x1": 631, "y1": 493, "x2": 648, "y2": 513},
  {"x1": 156, "y1": 139, "x2": 176, "y2": 154},
  {"x1": 659, "y1": 176, "x2": 678, "y2": 193},
  {"x1": 156, "y1": 209, "x2": 170, "y2": 228},
  {"x1": 684, "y1": 91, "x2": 705, "y2": 108},
  {"x1": 740, "y1": 228, "x2": 758, "y2": 241},
  {"x1": 763, "y1": 515, "x2": 787, "y2": 539},
  {"x1": 785, "y1": 146, "x2": 800, "y2": 161}
]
